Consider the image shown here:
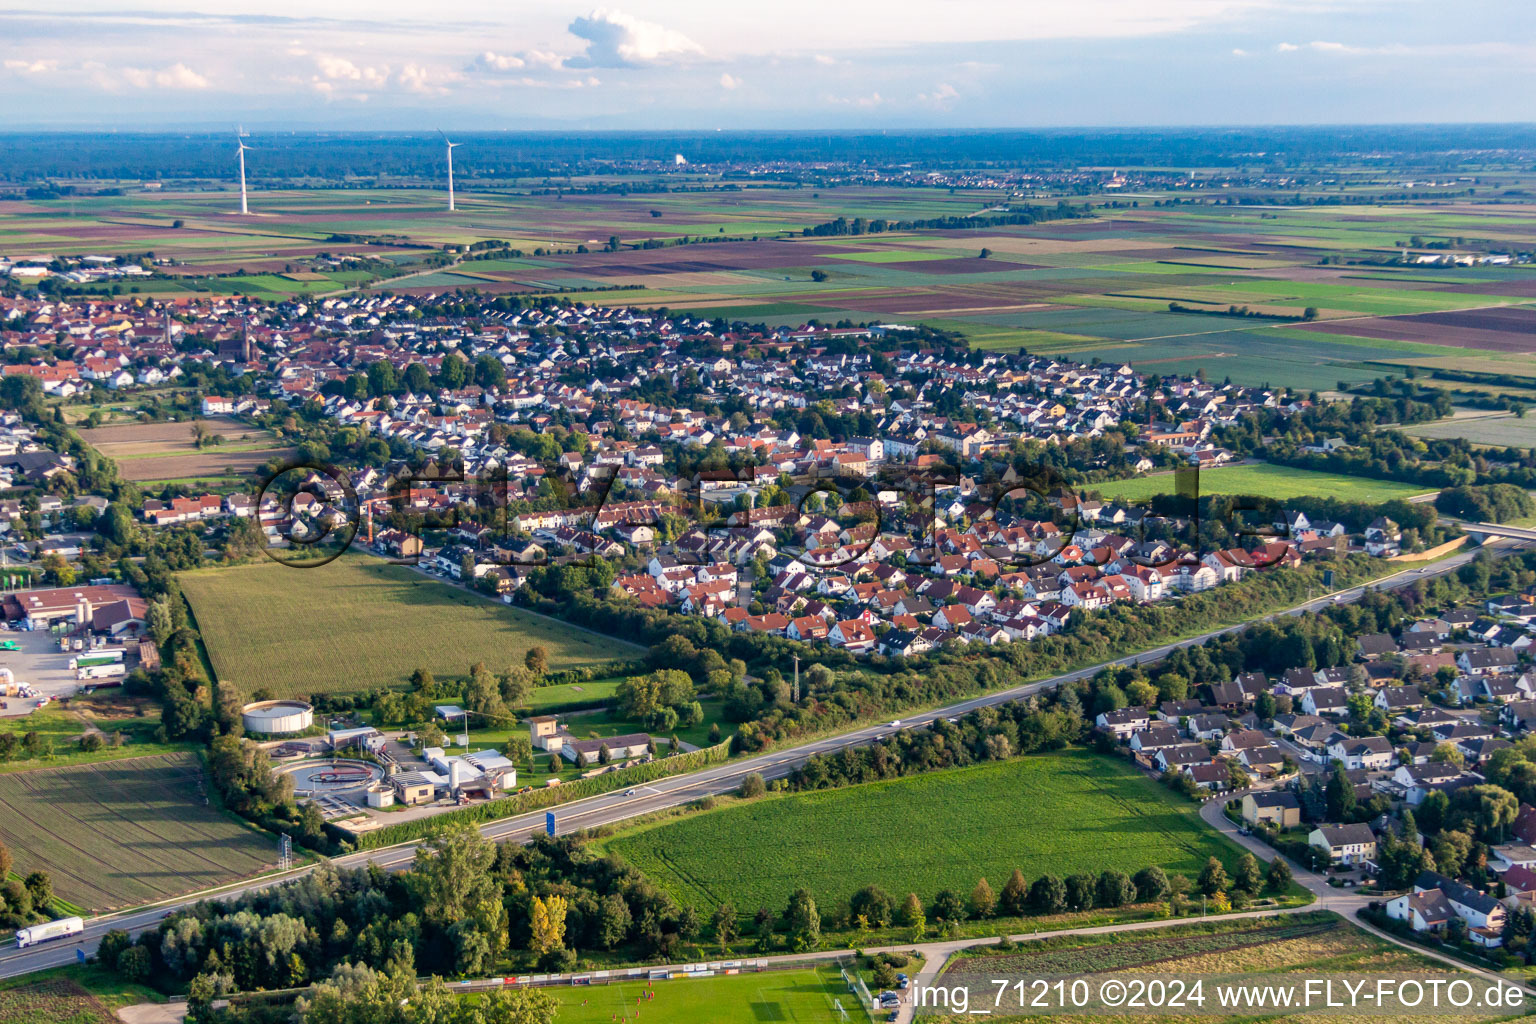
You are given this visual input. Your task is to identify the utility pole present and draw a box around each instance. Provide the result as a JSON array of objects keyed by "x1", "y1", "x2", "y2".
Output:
[{"x1": 792, "y1": 654, "x2": 800, "y2": 703}]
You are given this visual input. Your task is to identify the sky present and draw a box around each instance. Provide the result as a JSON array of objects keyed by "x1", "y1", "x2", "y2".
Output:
[{"x1": 1, "y1": 0, "x2": 1532, "y2": 128}]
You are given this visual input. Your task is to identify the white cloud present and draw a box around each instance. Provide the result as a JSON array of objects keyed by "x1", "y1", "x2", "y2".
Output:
[
  {"x1": 3, "y1": 59, "x2": 60, "y2": 75},
  {"x1": 476, "y1": 51, "x2": 525, "y2": 71},
  {"x1": 1275, "y1": 41, "x2": 1300, "y2": 51},
  {"x1": 1231, "y1": 47, "x2": 1250, "y2": 56},
  {"x1": 567, "y1": 8, "x2": 703, "y2": 67},
  {"x1": 918, "y1": 82, "x2": 959, "y2": 107},
  {"x1": 719, "y1": 72, "x2": 741, "y2": 89},
  {"x1": 121, "y1": 63, "x2": 209, "y2": 89}
]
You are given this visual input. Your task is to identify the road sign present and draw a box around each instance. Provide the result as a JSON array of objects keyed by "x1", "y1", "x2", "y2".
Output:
[
  {"x1": 1323, "y1": 569, "x2": 1335, "y2": 588},
  {"x1": 545, "y1": 811, "x2": 556, "y2": 837},
  {"x1": 76, "y1": 948, "x2": 86, "y2": 963}
]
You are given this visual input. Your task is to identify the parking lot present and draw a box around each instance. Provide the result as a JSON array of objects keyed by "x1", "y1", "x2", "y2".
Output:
[{"x1": 0, "y1": 625, "x2": 103, "y2": 718}]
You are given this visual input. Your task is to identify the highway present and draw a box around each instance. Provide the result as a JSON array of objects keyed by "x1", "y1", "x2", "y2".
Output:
[{"x1": 0, "y1": 531, "x2": 1519, "y2": 979}]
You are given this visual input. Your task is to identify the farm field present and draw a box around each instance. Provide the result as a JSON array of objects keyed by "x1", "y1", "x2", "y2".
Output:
[
  {"x1": 1087, "y1": 463, "x2": 1432, "y2": 504},
  {"x1": 15, "y1": 183, "x2": 1536, "y2": 388},
  {"x1": 606, "y1": 750, "x2": 1240, "y2": 916},
  {"x1": 0, "y1": 978, "x2": 117, "y2": 1024},
  {"x1": 78, "y1": 416, "x2": 293, "y2": 483},
  {"x1": 935, "y1": 913, "x2": 1495, "y2": 1023},
  {"x1": 539, "y1": 965, "x2": 859, "y2": 1024},
  {"x1": 0, "y1": 752, "x2": 278, "y2": 910},
  {"x1": 1402, "y1": 411, "x2": 1536, "y2": 449},
  {"x1": 179, "y1": 555, "x2": 637, "y2": 698}
]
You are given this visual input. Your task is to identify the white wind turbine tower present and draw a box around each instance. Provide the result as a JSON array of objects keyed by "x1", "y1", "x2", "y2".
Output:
[
  {"x1": 235, "y1": 127, "x2": 251, "y2": 215},
  {"x1": 439, "y1": 130, "x2": 461, "y2": 211}
]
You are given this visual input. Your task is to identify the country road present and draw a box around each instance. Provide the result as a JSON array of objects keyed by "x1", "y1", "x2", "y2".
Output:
[{"x1": 0, "y1": 531, "x2": 1521, "y2": 979}]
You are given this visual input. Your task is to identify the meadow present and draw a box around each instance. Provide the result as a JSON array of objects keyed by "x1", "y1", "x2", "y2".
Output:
[
  {"x1": 535, "y1": 965, "x2": 858, "y2": 1024},
  {"x1": 179, "y1": 555, "x2": 637, "y2": 698},
  {"x1": 0, "y1": 693, "x2": 195, "y2": 774},
  {"x1": 0, "y1": 752, "x2": 278, "y2": 910},
  {"x1": 1087, "y1": 462, "x2": 1432, "y2": 504},
  {"x1": 605, "y1": 750, "x2": 1239, "y2": 916}
]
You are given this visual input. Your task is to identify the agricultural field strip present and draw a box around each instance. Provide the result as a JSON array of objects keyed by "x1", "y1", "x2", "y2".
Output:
[{"x1": 0, "y1": 754, "x2": 273, "y2": 908}]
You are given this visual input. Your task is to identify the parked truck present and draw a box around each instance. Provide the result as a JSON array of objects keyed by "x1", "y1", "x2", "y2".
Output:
[
  {"x1": 69, "y1": 650, "x2": 125, "y2": 670},
  {"x1": 76, "y1": 662, "x2": 126, "y2": 681},
  {"x1": 15, "y1": 916, "x2": 84, "y2": 948}
]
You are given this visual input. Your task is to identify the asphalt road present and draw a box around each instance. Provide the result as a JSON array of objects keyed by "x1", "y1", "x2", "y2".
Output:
[{"x1": 0, "y1": 533, "x2": 1517, "y2": 978}]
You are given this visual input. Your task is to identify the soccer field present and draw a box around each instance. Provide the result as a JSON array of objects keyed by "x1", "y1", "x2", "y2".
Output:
[
  {"x1": 607, "y1": 750, "x2": 1238, "y2": 917},
  {"x1": 179, "y1": 554, "x2": 638, "y2": 697},
  {"x1": 546, "y1": 967, "x2": 859, "y2": 1024}
]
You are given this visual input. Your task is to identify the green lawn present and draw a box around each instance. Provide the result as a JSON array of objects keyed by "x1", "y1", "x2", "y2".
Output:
[
  {"x1": 179, "y1": 555, "x2": 638, "y2": 698},
  {"x1": 539, "y1": 966, "x2": 861, "y2": 1024},
  {"x1": 605, "y1": 750, "x2": 1240, "y2": 917},
  {"x1": 1089, "y1": 463, "x2": 1431, "y2": 504}
]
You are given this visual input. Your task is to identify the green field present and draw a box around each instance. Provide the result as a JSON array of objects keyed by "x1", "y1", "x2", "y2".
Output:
[
  {"x1": 0, "y1": 694, "x2": 194, "y2": 774},
  {"x1": 1402, "y1": 412, "x2": 1536, "y2": 449},
  {"x1": 13, "y1": 184, "x2": 1536, "y2": 389},
  {"x1": 1089, "y1": 463, "x2": 1431, "y2": 504},
  {"x1": 607, "y1": 751, "x2": 1239, "y2": 916},
  {"x1": 540, "y1": 966, "x2": 860, "y2": 1024},
  {"x1": 179, "y1": 555, "x2": 637, "y2": 698},
  {"x1": 0, "y1": 753, "x2": 279, "y2": 910}
]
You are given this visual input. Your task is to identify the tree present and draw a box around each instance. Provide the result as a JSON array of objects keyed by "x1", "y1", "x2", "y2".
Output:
[
  {"x1": 784, "y1": 888, "x2": 820, "y2": 950},
  {"x1": 0, "y1": 840, "x2": 10, "y2": 881},
  {"x1": 464, "y1": 664, "x2": 509, "y2": 723},
  {"x1": 146, "y1": 599, "x2": 175, "y2": 646},
  {"x1": 1430, "y1": 742, "x2": 1465, "y2": 767},
  {"x1": 1233, "y1": 853, "x2": 1263, "y2": 895},
  {"x1": 1265, "y1": 856, "x2": 1293, "y2": 893},
  {"x1": 596, "y1": 892, "x2": 631, "y2": 950},
  {"x1": 739, "y1": 772, "x2": 766, "y2": 798},
  {"x1": 500, "y1": 666, "x2": 536, "y2": 709},
  {"x1": 116, "y1": 945, "x2": 151, "y2": 981},
  {"x1": 1325, "y1": 762, "x2": 1357, "y2": 822},
  {"x1": 932, "y1": 889, "x2": 966, "y2": 922},
  {"x1": 850, "y1": 885, "x2": 894, "y2": 928},
  {"x1": 1096, "y1": 871, "x2": 1134, "y2": 908},
  {"x1": 1197, "y1": 857, "x2": 1229, "y2": 897},
  {"x1": 711, "y1": 902, "x2": 738, "y2": 952},
  {"x1": 970, "y1": 877, "x2": 997, "y2": 919},
  {"x1": 528, "y1": 894, "x2": 568, "y2": 960},
  {"x1": 1064, "y1": 875, "x2": 1095, "y2": 912},
  {"x1": 1000, "y1": 868, "x2": 1029, "y2": 916},
  {"x1": 899, "y1": 892, "x2": 925, "y2": 928},
  {"x1": 525, "y1": 646, "x2": 549, "y2": 676},
  {"x1": 1133, "y1": 865, "x2": 1169, "y2": 902},
  {"x1": 408, "y1": 825, "x2": 502, "y2": 938},
  {"x1": 1431, "y1": 829, "x2": 1474, "y2": 878},
  {"x1": 1029, "y1": 874, "x2": 1067, "y2": 915}
]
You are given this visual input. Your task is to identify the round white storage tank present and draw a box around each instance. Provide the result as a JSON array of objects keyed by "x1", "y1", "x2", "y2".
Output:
[{"x1": 241, "y1": 699, "x2": 315, "y2": 735}]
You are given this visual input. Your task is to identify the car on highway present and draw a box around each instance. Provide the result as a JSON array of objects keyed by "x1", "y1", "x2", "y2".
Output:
[
  {"x1": 625, "y1": 789, "x2": 636, "y2": 796},
  {"x1": 888, "y1": 720, "x2": 902, "y2": 729}
]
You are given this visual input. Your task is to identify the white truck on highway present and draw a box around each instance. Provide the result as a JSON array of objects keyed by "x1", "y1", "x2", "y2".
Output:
[{"x1": 16, "y1": 916, "x2": 84, "y2": 947}]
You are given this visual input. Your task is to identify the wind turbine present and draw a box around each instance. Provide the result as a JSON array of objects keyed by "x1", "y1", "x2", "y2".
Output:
[
  {"x1": 235, "y1": 127, "x2": 251, "y2": 215},
  {"x1": 439, "y1": 130, "x2": 461, "y2": 212}
]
